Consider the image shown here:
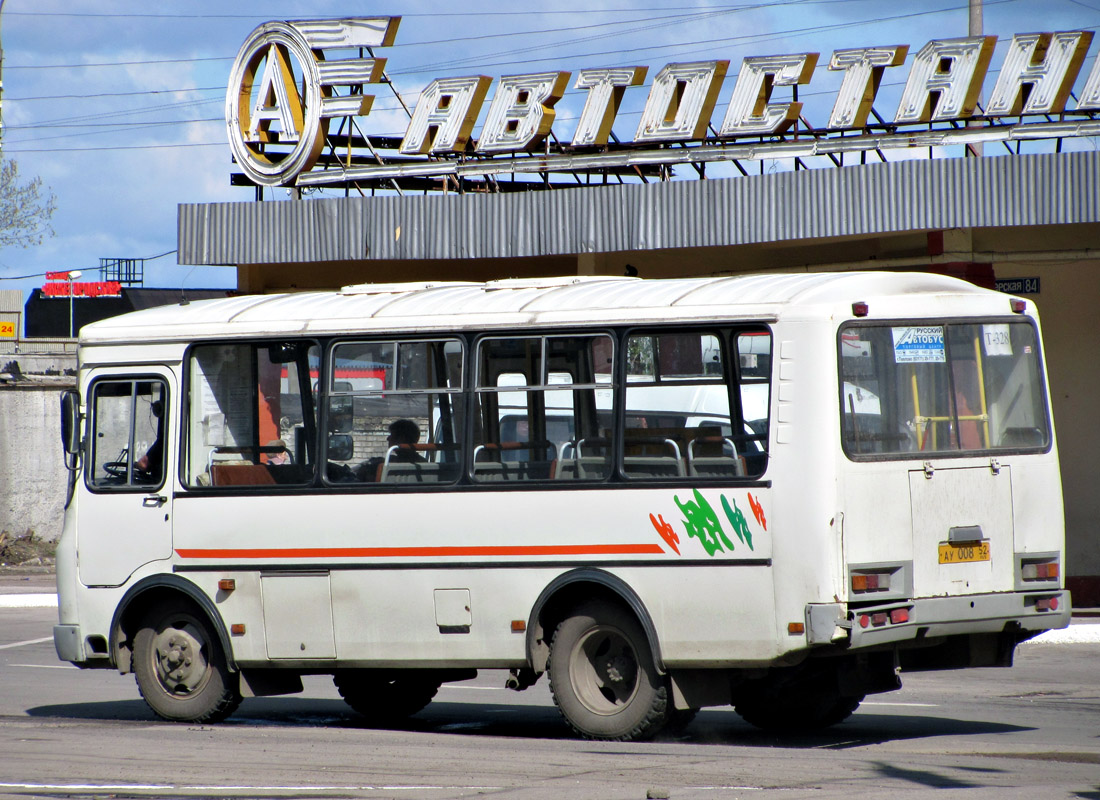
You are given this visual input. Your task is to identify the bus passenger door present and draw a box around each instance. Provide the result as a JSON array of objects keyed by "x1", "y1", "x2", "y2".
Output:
[{"x1": 79, "y1": 371, "x2": 176, "y2": 587}]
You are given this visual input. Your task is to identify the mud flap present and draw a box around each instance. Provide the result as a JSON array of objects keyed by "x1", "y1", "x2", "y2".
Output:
[{"x1": 837, "y1": 651, "x2": 902, "y2": 697}]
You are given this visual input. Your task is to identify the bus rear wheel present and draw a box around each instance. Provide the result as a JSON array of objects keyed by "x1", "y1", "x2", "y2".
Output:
[
  {"x1": 733, "y1": 670, "x2": 863, "y2": 732},
  {"x1": 132, "y1": 601, "x2": 241, "y2": 723},
  {"x1": 333, "y1": 671, "x2": 441, "y2": 724},
  {"x1": 547, "y1": 602, "x2": 668, "y2": 741}
]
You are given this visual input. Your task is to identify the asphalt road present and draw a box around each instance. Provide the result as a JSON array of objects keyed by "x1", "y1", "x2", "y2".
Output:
[{"x1": 2, "y1": 603, "x2": 1099, "y2": 800}]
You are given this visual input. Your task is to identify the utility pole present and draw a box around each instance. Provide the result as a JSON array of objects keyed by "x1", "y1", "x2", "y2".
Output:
[
  {"x1": 0, "y1": 0, "x2": 6, "y2": 148},
  {"x1": 968, "y1": 0, "x2": 983, "y2": 156},
  {"x1": 968, "y1": 0, "x2": 982, "y2": 37}
]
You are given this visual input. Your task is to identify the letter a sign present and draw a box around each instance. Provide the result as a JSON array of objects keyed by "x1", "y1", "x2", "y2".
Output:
[{"x1": 226, "y1": 18, "x2": 399, "y2": 186}]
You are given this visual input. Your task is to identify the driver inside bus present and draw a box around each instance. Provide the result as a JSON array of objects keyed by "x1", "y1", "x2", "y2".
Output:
[
  {"x1": 354, "y1": 418, "x2": 426, "y2": 481},
  {"x1": 135, "y1": 400, "x2": 164, "y2": 481}
]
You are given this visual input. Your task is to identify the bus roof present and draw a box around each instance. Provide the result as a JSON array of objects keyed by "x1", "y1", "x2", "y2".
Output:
[{"x1": 79, "y1": 271, "x2": 1013, "y2": 345}]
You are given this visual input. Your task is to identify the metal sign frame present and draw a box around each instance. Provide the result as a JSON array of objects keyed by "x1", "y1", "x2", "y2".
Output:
[{"x1": 224, "y1": 20, "x2": 1100, "y2": 191}]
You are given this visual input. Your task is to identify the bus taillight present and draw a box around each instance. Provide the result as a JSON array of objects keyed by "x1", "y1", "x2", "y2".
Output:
[
  {"x1": 851, "y1": 571, "x2": 891, "y2": 593},
  {"x1": 1034, "y1": 596, "x2": 1059, "y2": 612},
  {"x1": 1021, "y1": 561, "x2": 1059, "y2": 581}
]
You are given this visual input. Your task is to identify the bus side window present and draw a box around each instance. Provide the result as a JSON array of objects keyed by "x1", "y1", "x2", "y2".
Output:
[
  {"x1": 88, "y1": 379, "x2": 168, "y2": 490},
  {"x1": 735, "y1": 330, "x2": 771, "y2": 476},
  {"x1": 323, "y1": 338, "x2": 465, "y2": 485},
  {"x1": 623, "y1": 330, "x2": 748, "y2": 479},
  {"x1": 475, "y1": 334, "x2": 613, "y2": 482},
  {"x1": 184, "y1": 341, "x2": 319, "y2": 488}
]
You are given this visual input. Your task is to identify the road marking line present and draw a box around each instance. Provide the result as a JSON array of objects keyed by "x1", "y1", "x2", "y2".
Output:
[
  {"x1": 0, "y1": 785, "x2": 172, "y2": 791},
  {"x1": 10, "y1": 663, "x2": 77, "y2": 669},
  {"x1": 0, "y1": 636, "x2": 52, "y2": 650},
  {"x1": 0, "y1": 783, "x2": 502, "y2": 793},
  {"x1": 0, "y1": 593, "x2": 58, "y2": 609},
  {"x1": 862, "y1": 701, "x2": 938, "y2": 707}
]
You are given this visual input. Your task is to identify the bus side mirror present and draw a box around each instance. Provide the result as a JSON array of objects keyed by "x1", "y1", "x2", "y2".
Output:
[{"x1": 60, "y1": 390, "x2": 81, "y2": 456}]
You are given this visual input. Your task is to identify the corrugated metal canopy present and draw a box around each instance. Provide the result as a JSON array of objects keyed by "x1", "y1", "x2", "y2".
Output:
[
  {"x1": 81, "y1": 271, "x2": 998, "y2": 344},
  {"x1": 178, "y1": 151, "x2": 1100, "y2": 266}
]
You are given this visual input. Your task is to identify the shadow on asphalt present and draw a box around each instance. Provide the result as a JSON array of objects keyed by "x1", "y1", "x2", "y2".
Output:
[{"x1": 24, "y1": 697, "x2": 1031, "y2": 749}]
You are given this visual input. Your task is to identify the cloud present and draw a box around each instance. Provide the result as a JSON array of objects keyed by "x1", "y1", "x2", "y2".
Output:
[{"x1": 1, "y1": 0, "x2": 1097, "y2": 300}]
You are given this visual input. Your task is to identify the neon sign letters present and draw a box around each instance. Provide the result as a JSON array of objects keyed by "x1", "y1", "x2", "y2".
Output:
[{"x1": 225, "y1": 19, "x2": 1100, "y2": 187}]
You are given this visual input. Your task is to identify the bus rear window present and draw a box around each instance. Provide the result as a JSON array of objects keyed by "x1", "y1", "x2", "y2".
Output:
[{"x1": 839, "y1": 321, "x2": 1051, "y2": 458}]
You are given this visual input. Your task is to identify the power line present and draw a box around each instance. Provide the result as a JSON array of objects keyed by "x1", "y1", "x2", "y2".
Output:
[
  {"x1": 5, "y1": 141, "x2": 225, "y2": 154},
  {"x1": 0, "y1": 3, "x2": 906, "y2": 20},
  {"x1": 5, "y1": 0, "x2": 1096, "y2": 154},
  {"x1": 392, "y1": 0, "x2": 1025, "y2": 77},
  {"x1": 6, "y1": 117, "x2": 222, "y2": 132},
  {"x1": 0, "y1": 7, "x2": 742, "y2": 71},
  {"x1": 1, "y1": 0, "x2": 1070, "y2": 110},
  {"x1": 0, "y1": 250, "x2": 179, "y2": 281},
  {"x1": 2, "y1": 119, "x2": 222, "y2": 147},
  {"x1": 15, "y1": 97, "x2": 223, "y2": 130},
  {"x1": 1, "y1": 0, "x2": 1030, "y2": 74},
  {"x1": 6, "y1": 87, "x2": 225, "y2": 102},
  {"x1": 6, "y1": 55, "x2": 232, "y2": 71}
]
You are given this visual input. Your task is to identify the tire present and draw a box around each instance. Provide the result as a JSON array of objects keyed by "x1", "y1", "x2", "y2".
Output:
[
  {"x1": 665, "y1": 707, "x2": 699, "y2": 734},
  {"x1": 132, "y1": 602, "x2": 241, "y2": 723},
  {"x1": 734, "y1": 671, "x2": 863, "y2": 733},
  {"x1": 333, "y1": 671, "x2": 441, "y2": 724},
  {"x1": 547, "y1": 602, "x2": 669, "y2": 741}
]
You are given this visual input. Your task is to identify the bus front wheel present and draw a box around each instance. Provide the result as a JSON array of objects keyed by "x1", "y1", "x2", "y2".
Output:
[
  {"x1": 333, "y1": 671, "x2": 441, "y2": 724},
  {"x1": 132, "y1": 602, "x2": 241, "y2": 723},
  {"x1": 548, "y1": 602, "x2": 669, "y2": 741}
]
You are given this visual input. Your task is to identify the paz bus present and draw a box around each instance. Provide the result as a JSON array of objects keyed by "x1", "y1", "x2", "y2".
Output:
[{"x1": 54, "y1": 272, "x2": 1069, "y2": 741}]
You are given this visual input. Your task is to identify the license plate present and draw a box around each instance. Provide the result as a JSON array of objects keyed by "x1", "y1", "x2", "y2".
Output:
[{"x1": 938, "y1": 541, "x2": 991, "y2": 564}]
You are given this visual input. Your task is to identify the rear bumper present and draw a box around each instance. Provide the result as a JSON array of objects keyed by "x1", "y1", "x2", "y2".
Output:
[
  {"x1": 54, "y1": 624, "x2": 84, "y2": 663},
  {"x1": 54, "y1": 623, "x2": 114, "y2": 668},
  {"x1": 808, "y1": 589, "x2": 1071, "y2": 649}
]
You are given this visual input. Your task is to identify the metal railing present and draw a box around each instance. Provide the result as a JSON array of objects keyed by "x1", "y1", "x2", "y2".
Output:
[{"x1": 0, "y1": 338, "x2": 78, "y2": 355}]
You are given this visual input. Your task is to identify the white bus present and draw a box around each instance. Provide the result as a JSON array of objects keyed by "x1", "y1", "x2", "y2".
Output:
[{"x1": 55, "y1": 272, "x2": 1069, "y2": 740}]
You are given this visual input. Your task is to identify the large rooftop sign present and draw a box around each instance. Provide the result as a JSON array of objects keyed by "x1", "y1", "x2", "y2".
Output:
[{"x1": 226, "y1": 18, "x2": 1100, "y2": 189}]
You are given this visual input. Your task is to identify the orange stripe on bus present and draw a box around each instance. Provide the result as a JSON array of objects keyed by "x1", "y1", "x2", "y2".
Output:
[{"x1": 175, "y1": 543, "x2": 667, "y2": 559}]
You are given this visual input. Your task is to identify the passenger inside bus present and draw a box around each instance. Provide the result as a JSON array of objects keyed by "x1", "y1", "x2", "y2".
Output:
[{"x1": 352, "y1": 418, "x2": 427, "y2": 481}]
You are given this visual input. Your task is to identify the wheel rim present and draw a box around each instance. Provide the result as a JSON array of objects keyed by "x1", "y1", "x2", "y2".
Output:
[
  {"x1": 568, "y1": 623, "x2": 640, "y2": 716},
  {"x1": 150, "y1": 620, "x2": 212, "y2": 698}
]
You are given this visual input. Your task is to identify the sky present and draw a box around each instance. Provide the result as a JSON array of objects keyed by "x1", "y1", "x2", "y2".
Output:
[{"x1": 0, "y1": 0, "x2": 1098, "y2": 302}]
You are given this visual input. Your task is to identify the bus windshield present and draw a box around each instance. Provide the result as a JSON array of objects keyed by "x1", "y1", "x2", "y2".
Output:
[{"x1": 839, "y1": 320, "x2": 1051, "y2": 457}]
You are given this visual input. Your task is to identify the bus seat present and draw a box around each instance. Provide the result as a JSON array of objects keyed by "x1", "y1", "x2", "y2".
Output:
[
  {"x1": 688, "y1": 455, "x2": 746, "y2": 477},
  {"x1": 623, "y1": 456, "x2": 686, "y2": 478},
  {"x1": 380, "y1": 461, "x2": 442, "y2": 483},
  {"x1": 473, "y1": 460, "x2": 555, "y2": 482},
  {"x1": 554, "y1": 456, "x2": 611, "y2": 480},
  {"x1": 211, "y1": 463, "x2": 277, "y2": 486},
  {"x1": 555, "y1": 438, "x2": 611, "y2": 480},
  {"x1": 687, "y1": 436, "x2": 745, "y2": 477},
  {"x1": 623, "y1": 437, "x2": 684, "y2": 478},
  {"x1": 473, "y1": 461, "x2": 507, "y2": 481},
  {"x1": 473, "y1": 441, "x2": 555, "y2": 481}
]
